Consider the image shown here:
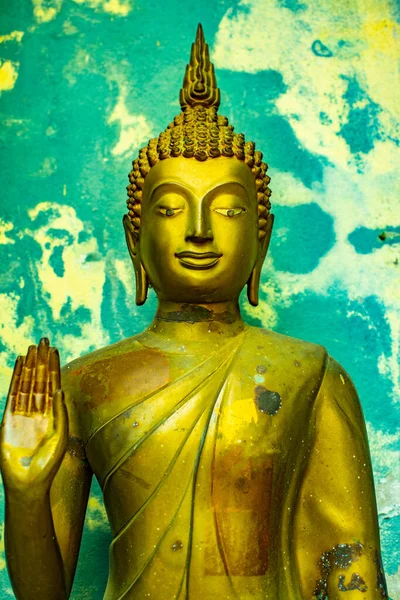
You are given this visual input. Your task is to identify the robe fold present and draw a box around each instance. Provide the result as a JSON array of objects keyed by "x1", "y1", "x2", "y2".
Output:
[{"x1": 75, "y1": 326, "x2": 386, "y2": 600}]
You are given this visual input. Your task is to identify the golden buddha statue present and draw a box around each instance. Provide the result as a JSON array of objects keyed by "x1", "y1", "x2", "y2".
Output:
[{"x1": 0, "y1": 24, "x2": 388, "y2": 600}]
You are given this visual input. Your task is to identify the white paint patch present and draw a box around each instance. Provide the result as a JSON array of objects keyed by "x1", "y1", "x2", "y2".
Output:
[
  {"x1": 114, "y1": 258, "x2": 135, "y2": 298},
  {"x1": 0, "y1": 293, "x2": 35, "y2": 394},
  {"x1": 0, "y1": 60, "x2": 19, "y2": 91},
  {"x1": 213, "y1": 0, "x2": 400, "y2": 165},
  {"x1": 72, "y1": 0, "x2": 132, "y2": 17},
  {"x1": 108, "y1": 84, "x2": 152, "y2": 156},
  {"x1": 0, "y1": 31, "x2": 24, "y2": 44},
  {"x1": 62, "y1": 21, "x2": 79, "y2": 36},
  {"x1": 63, "y1": 48, "x2": 91, "y2": 85},
  {"x1": 243, "y1": 283, "x2": 280, "y2": 329},
  {"x1": 86, "y1": 496, "x2": 109, "y2": 531},
  {"x1": 32, "y1": 0, "x2": 63, "y2": 23},
  {"x1": 367, "y1": 423, "x2": 400, "y2": 528},
  {"x1": 25, "y1": 202, "x2": 109, "y2": 361},
  {"x1": 0, "y1": 220, "x2": 14, "y2": 245},
  {"x1": 386, "y1": 566, "x2": 400, "y2": 597},
  {"x1": 34, "y1": 157, "x2": 57, "y2": 177}
]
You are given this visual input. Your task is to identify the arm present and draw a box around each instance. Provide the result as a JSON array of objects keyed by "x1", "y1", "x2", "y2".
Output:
[
  {"x1": 0, "y1": 339, "x2": 92, "y2": 600},
  {"x1": 293, "y1": 357, "x2": 388, "y2": 599}
]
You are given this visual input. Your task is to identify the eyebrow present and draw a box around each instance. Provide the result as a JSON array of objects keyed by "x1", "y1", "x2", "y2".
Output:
[{"x1": 148, "y1": 180, "x2": 250, "y2": 201}]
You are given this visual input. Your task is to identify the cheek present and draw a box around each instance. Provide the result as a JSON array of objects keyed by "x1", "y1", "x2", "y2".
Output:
[
  {"x1": 213, "y1": 215, "x2": 259, "y2": 264},
  {"x1": 139, "y1": 217, "x2": 184, "y2": 278}
]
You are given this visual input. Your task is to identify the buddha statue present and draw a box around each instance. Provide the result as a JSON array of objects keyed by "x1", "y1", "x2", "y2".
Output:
[{"x1": 0, "y1": 24, "x2": 388, "y2": 600}]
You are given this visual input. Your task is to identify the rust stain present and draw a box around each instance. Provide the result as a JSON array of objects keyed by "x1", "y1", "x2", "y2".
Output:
[
  {"x1": 80, "y1": 349, "x2": 170, "y2": 407},
  {"x1": 207, "y1": 449, "x2": 273, "y2": 576},
  {"x1": 157, "y1": 303, "x2": 236, "y2": 324},
  {"x1": 314, "y1": 542, "x2": 363, "y2": 600},
  {"x1": 338, "y1": 573, "x2": 368, "y2": 592}
]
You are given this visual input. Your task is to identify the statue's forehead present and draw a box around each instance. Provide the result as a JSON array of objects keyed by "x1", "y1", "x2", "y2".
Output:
[{"x1": 143, "y1": 156, "x2": 256, "y2": 201}]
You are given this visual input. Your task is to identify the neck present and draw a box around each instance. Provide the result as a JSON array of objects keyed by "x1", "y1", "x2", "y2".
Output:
[{"x1": 148, "y1": 299, "x2": 246, "y2": 343}]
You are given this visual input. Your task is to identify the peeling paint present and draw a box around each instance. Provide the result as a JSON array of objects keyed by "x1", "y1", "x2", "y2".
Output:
[
  {"x1": 72, "y1": 0, "x2": 132, "y2": 17},
  {"x1": 0, "y1": 60, "x2": 19, "y2": 91},
  {"x1": 0, "y1": 31, "x2": 24, "y2": 44},
  {"x1": 108, "y1": 84, "x2": 152, "y2": 156},
  {"x1": 32, "y1": 0, "x2": 63, "y2": 23}
]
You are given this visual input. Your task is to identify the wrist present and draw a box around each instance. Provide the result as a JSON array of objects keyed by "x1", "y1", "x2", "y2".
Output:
[{"x1": 4, "y1": 482, "x2": 51, "y2": 505}]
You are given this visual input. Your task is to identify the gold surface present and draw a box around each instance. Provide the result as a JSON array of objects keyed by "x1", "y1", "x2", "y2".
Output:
[{"x1": 0, "y1": 24, "x2": 387, "y2": 600}]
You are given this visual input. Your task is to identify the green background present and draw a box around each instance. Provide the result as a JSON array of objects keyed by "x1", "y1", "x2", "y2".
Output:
[{"x1": 0, "y1": 0, "x2": 399, "y2": 597}]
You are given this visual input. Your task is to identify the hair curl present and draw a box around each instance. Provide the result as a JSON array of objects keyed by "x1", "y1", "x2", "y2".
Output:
[{"x1": 126, "y1": 105, "x2": 271, "y2": 240}]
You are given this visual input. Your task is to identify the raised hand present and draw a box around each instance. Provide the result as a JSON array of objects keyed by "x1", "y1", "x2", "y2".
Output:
[{"x1": 0, "y1": 338, "x2": 68, "y2": 494}]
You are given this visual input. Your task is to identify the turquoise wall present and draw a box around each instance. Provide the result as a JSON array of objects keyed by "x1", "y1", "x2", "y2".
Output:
[{"x1": 0, "y1": 0, "x2": 399, "y2": 597}]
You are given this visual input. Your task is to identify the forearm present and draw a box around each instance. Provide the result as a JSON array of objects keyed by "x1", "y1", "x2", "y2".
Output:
[{"x1": 4, "y1": 488, "x2": 68, "y2": 600}]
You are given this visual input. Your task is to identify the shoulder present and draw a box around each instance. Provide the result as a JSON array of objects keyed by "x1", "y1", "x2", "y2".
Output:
[
  {"x1": 318, "y1": 355, "x2": 361, "y2": 409},
  {"x1": 245, "y1": 325, "x2": 328, "y2": 370},
  {"x1": 61, "y1": 335, "x2": 143, "y2": 376},
  {"x1": 61, "y1": 333, "x2": 171, "y2": 401},
  {"x1": 241, "y1": 326, "x2": 328, "y2": 410},
  {"x1": 60, "y1": 333, "x2": 169, "y2": 407}
]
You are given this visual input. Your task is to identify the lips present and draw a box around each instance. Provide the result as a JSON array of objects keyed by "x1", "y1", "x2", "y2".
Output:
[{"x1": 175, "y1": 251, "x2": 222, "y2": 270}]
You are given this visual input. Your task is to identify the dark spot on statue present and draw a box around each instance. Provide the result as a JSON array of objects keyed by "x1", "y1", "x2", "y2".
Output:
[
  {"x1": 375, "y1": 551, "x2": 389, "y2": 597},
  {"x1": 20, "y1": 456, "x2": 33, "y2": 467},
  {"x1": 312, "y1": 40, "x2": 333, "y2": 57},
  {"x1": 235, "y1": 476, "x2": 250, "y2": 493},
  {"x1": 314, "y1": 542, "x2": 363, "y2": 600},
  {"x1": 132, "y1": 421, "x2": 139, "y2": 428},
  {"x1": 254, "y1": 386, "x2": 282, "y2": 415},
  {"x1": 338, "y1": 573, "x2": 368, "y2": 592},
  {"x1": 256, "y1": 364, "x2": 267, "y2": 374},
  {"x1": 158, "y1": 304, "x2": 236, "y2": 324},
  {"x1": 172, "y1": 540, "x2": 183, "y2": 551},
  {"x1": 294, "y1": 360, "x2": 301, "y2": 367}
]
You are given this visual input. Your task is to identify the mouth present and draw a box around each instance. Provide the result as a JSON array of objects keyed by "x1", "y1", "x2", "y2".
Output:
[{"x1": 175, "y1": 251, "x2": 222, "y2": 270}]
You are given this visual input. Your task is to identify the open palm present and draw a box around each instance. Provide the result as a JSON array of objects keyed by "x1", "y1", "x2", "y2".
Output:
[{"x1": 0, "y1": 338, "x2": 68, "y2": 492}]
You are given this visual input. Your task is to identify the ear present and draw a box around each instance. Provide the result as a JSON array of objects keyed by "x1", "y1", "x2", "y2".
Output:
[
  {"x1": 247, "y1": 213, "x2": 274, "y2": 307},
  {"x1": 123, "y1": 215, "x2": 148, "y2": 306}
]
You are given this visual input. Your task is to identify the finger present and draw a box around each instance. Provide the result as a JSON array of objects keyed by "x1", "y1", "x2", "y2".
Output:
[
  {"x1": 20, "y1": 345, "x2": 36, "y2": 395},
  {"x1": 4, "y1": 356, "x2": 24, "y2": 415},
  {"x1": 33, "y1": 338, "x2": 50, "y2": 411},
  {"x1": 18, "y1": 347, "x2": 35, "y2": 413},
  {"x1": 52, "y1": 390, "x2": 68, "y2": 441},
  {"x1": 34, "y1": 338, "x2": 50, "y2": 394},
  {"x1": 48, "y1": 347, "x2": 61, "y2": 401}
]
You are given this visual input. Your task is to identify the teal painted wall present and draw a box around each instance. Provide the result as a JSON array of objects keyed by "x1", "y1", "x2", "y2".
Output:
[{"x1": 0, "y1": 0, "x2": 399, "y2": 597}]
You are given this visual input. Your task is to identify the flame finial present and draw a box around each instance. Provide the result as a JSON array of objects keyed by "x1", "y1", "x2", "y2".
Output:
[{"x1": 180, "y1": 23, "x2": 221, "y2": 109}]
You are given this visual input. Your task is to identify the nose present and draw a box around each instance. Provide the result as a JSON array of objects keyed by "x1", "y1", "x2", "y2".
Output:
[{"x1": 185, "y1": 200, "x2": 213, "y2": 243}]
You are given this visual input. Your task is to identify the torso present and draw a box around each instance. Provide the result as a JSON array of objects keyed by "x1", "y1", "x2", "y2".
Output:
[{"x1": 63, "y1": 326, "x2": 327, "y2": 600}]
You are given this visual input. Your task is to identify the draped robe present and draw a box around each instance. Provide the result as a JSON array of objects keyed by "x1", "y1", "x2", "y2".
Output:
[{"x1": 65, "y1": 326, "x2": 387, "y2": 600}]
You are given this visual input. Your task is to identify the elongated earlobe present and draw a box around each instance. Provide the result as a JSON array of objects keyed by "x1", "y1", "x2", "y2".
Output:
[
  {"x1": 123, "y1": 215, "x2": 149, "y2": 306},
  {"x1": 247, "y1": 267, "x2": 261, "y2": 307},
  {"x1": 135, "y1": 262, "x2": 148, "y2": 306},
  {"x1": 247, "y1": 214, "x2": 274, "y2": 307}
]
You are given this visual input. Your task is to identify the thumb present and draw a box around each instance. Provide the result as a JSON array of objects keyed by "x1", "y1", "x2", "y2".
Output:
[{"x1": 52, "y1": 390, "x2": 69, "y2": 440}]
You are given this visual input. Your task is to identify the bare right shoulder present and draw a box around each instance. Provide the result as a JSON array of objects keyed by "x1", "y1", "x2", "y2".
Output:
[{"x1": 60, "y1": 334, "x2": 171, "y2": 441}]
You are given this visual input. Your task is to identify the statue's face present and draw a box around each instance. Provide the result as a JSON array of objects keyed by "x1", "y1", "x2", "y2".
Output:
[{"x1": 139, "y1": 156, "x2": 259, "y2": 303}]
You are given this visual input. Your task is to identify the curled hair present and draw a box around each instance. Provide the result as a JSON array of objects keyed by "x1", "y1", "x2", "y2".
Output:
[{"x1": 126, "y1": 106, "x2": 271, "y2": 240}]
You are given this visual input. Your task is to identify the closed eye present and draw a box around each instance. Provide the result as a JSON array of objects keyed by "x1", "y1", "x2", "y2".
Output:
[{"x1": 214, "y1": 207, "x2": 246, "y2": 217}]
